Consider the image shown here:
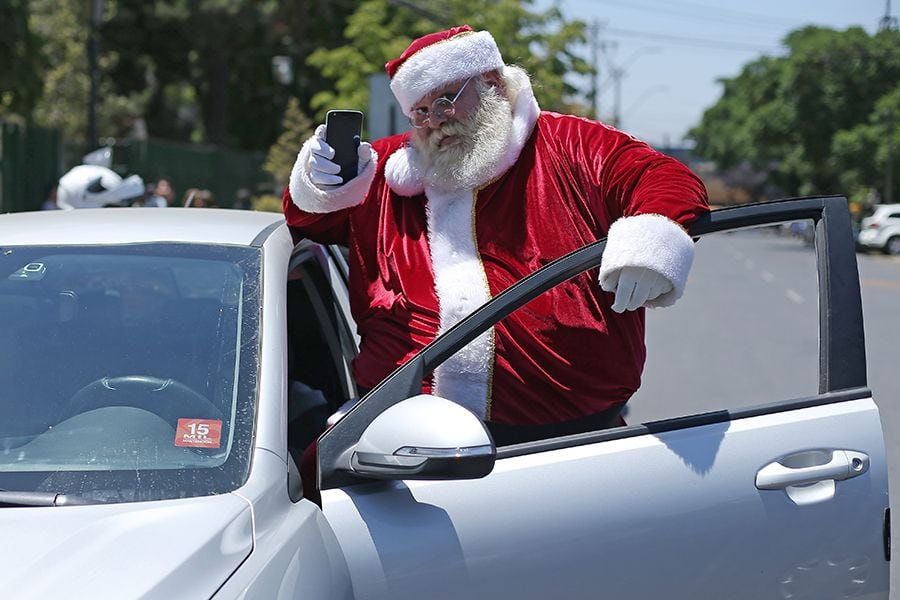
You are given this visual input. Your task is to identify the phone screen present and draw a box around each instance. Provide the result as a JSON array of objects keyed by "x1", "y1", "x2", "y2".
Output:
[{"x1": 325, "y1": 110, "x2": 364, "y2": 184}]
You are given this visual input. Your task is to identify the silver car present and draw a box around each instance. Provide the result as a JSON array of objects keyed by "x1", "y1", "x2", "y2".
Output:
[{"x1": 0, "y1": 197, "x2": 889, "y2": 599}]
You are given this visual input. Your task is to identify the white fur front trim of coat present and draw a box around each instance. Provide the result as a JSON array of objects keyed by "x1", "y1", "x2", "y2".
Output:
[
  {"x1": 387, "y1": 66, "x2": 541, "y2": 416},
  {"x1": 288, "y1": 136, "x2": 378, "y2": 213},
  {"x1": 598, "y1": 214, "x2": 695, "y2": 308},
  {"x1": 384, "y1": 149, "x2": 425, "y2": 197},
  {"x1": 426, "y1": 187, "x2": 493, "y2": 418}
]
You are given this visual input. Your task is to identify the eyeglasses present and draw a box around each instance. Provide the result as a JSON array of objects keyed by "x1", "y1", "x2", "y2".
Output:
[{"x1": 408, "y1": 77, "x2": 472, "y2": 129}]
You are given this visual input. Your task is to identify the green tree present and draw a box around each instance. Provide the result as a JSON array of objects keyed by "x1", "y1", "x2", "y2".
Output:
[
  {"x1": 832, "y1": 85, "x2": 900, "y2": 205},
  {"x1": 306, "y1": 0, "x2": 593, "y2": 124},
  {"x1": 28, "y1": 0, "x2": 152, "y2": 147},
  {"x1": 690, "y1": 26, "x2": 900, "y2": 202},
  {"x1": 19, "y1": 0, "x2": 365, "y2": 158},
  {"x1": 94, "y1": 0, "x2": 362, "y2": 149},
  {"x1": 264, "y1": 96, "x2": 315, "y2": 188},
  {"x1": 100, "y1": 0, "x2": 282, "y2": 148},
  {"x1": 0, "y1": 0, "x2": 46, "y2": 121}
]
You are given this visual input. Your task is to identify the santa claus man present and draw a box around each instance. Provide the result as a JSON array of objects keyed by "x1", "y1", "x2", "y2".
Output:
[{"x1": 283, "y1": 25, "x2": 708, "y2": 445}]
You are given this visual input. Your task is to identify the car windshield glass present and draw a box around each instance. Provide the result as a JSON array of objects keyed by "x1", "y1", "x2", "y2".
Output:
[{"x1": 0, "y1": 243, "x2": 260, "y2": 504}]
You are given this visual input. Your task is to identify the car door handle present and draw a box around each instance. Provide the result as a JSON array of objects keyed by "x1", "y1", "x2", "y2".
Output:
[{"x1": 756, "y1": 450, "x2": 869, "y2": 490}]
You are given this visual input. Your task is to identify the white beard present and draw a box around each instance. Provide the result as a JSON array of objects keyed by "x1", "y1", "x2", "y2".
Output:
[{"x1": 411, "y1": 83, "x2": 514, "y2": 192}]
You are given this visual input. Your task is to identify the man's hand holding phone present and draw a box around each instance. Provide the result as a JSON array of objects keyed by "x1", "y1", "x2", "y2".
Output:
[{"x1": 308, "y1": 111, "x2": 372, "y2": 188}]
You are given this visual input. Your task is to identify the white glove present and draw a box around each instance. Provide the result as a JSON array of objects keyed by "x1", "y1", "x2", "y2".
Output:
[
  {"x1": 308, "y1": 124, "x2": 373, "y2": 188},
  {"x1": 601, "y1": 266, "x2": 673, "y2": 313}
]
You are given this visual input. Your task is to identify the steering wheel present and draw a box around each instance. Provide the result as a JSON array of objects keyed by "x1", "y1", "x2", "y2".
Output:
[{"x1": 65, "y1": 375, "x2": 223, "y2": 428}]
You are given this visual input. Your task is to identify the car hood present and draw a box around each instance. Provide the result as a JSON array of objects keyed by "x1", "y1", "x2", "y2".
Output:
[{"x1": 0, "y1": 493, "x2": 253, "y2": 598}]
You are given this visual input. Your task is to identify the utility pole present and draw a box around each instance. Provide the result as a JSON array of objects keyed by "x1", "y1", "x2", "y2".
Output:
[
  {"x1": 879, "y1": 0, "x2": 898, "y2": 31},
  {"x1": 589, "y1": 26, "x2": 659, "y2": 129},
  {"x1": 87, "y1": 0, "x2": 103, "y2": 151},
  {"x1": 588, "y1": 20, "x2": 600, "y2": 119},
  {"x1": 597, "y1": 38, "x2": 621, "y2": 126},
  {"x1": 611, "y1": 66, "x2": 623, "y2": 127},
  {"x1": 885, "y1": 108, "x2": 895, "y2": 204},
  {"x1": 878, "y1": 0, "x2": 896, "y2": 203}
]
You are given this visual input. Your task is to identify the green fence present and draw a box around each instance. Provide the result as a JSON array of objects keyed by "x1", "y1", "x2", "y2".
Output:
[
  {"x1": 1, "y1": 120, "x2": 272, "y2": 212},
  {"x1": 0, "y1": 121, "x2": 63, "y2": 213},
  {"x1": 124, "y1": 138, "x2": 272, "y2": 208}
]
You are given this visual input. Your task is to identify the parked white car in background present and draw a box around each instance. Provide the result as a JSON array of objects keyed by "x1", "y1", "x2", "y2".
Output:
[
  {"x1": 0, "y1": 198, "x2": 890, "y2": 599},
  {"x1": 858, "y1": 203, "x2": 900, "y2": 255}
]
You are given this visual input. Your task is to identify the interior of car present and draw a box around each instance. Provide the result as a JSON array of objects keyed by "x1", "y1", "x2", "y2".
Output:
[{"x1": 285, "y1": 255, "x2": 358, "y2": 466}]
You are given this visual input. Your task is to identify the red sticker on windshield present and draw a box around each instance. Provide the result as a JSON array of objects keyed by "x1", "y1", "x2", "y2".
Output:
[{"x1": 175, "y1": 419, "x2": 223, "y2": 448}]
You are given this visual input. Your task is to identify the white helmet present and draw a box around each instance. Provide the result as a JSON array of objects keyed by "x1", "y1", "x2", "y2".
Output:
[{"x1": 57, "y1": 165, "x2": 145, "y2": 210}]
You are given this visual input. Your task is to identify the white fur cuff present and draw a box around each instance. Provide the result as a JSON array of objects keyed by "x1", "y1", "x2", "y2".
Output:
[
  {"x1": 599, "y1": 214, "x2": 695, "y2": 308},
  {"x1": 288, "y1": 137, "x2": 378, "y2": 214}
]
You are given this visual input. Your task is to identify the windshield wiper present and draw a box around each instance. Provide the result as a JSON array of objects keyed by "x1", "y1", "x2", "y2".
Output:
[{"x1": 0, "y1": 490, "x2": 94, "y2": 507}]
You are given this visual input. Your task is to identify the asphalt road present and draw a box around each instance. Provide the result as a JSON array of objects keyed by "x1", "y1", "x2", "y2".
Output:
[{"x1": 629, "y1": 226, "x2": 900, "y2": 594}]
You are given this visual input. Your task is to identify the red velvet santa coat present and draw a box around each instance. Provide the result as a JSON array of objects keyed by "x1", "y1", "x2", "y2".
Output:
[{"x1": 283, "y1": 67, "x2": 708, "y2": 425}]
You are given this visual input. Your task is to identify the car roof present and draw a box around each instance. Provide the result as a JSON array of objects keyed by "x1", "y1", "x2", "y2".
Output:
[{"x1": 0, "y1": 208, "x2": 286, "y2": 247}]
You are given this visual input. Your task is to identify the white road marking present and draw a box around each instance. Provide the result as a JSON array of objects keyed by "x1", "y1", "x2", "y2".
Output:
[
  {"x1": 761, "y1": 271, "x2": 775, "y2": 283},
  {"x1": 786, "y1": 289, "x2": 804, "y2": 304}
]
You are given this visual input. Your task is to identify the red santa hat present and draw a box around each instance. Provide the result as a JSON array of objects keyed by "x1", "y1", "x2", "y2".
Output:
[{"x1": 385, "y1": 25, "x2": 505, "y2": 116}]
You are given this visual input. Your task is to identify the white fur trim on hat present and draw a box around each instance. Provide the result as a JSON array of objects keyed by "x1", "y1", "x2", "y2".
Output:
[
  {"x1": 288, "y1": 135, "x2": 378, "y2": 213},
  {"x1": 598, "y1": 214, "x2": 695, "y2": 308},
  {"x1": 390, "y1": 31, "x2": 505, "y2": 115}
]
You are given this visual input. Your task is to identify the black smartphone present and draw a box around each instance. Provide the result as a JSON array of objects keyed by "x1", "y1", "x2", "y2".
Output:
[{"x1": 325, "y1": 110, "x2": 364, "y2": 184}]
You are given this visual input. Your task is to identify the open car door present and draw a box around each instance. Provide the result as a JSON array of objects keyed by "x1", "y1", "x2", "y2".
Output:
[{"x1": 316, "y1": 197, "x2": 890, "y2": 600}]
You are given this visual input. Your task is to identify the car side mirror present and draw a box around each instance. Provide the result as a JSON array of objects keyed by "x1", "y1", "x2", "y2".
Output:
[{"x1": 347, "y1": 394, "x2": 495, "y2": 480}]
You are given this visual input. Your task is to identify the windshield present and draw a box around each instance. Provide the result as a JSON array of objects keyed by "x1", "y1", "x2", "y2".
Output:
[{"x1": 0, "y1": 243, "x2": 260, "y2": 504}]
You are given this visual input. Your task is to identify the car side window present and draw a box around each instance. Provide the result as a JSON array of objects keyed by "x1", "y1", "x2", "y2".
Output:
[
  {"x1": 285, "y1": 255, "x2": 356, "y2": 463},
  {"x1": 627, "y1": 220, "x2": 819, "y2": 424}
]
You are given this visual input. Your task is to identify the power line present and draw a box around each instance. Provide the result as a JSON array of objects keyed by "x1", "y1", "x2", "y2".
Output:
[
  {"x1": 659, "y1": 0, "x2": 799, "y2": 27},
  {"x1": 603, "y1": 26, "x2": 784, "y2": 53},
  {"x1": 595, "y1": 0, "x2": 797, "y2": 27}
]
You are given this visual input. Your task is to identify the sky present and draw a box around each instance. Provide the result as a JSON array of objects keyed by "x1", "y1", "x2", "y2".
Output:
[{"x1": 535, "y1": 0, "x2": 893, "y2": 148}]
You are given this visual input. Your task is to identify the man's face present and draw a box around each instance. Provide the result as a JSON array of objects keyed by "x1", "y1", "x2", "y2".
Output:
[
  {"x1": 154, "y1": 179, "x2": 174, "y2": 201},
  {"x1": 409, "y1": 75, "x2": 514, "y2": 189},
  {"x1": 409, "y1": 78, "x2": 479, "y2": 143}
]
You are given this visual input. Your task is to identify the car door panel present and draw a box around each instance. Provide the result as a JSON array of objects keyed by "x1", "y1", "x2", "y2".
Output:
[
  {"x1": 318, "y1": 197, "x2": 889, "y2": 599},
  {"x1": 323, "y1": 395, "x2": 888, "y2": 600}
]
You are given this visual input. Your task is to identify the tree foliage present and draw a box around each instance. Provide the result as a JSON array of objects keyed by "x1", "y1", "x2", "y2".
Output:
[
  {"x1": 18, "y1": 0, "x2": 348, "y2": 150},
  {"x1": 11, "y1": 0, "x2": 591, "y2": 158},
  {"x1": 0, "y1": 0, "x2": 46, "y2": 121},
  {"x1": 690, "y1": 26, "x2": 900, "y2": 203},
  {"x1": 264, "y1": 97, "x2": 315, "y2": 188},
  {"x1": 306, "y1": 0, "x2": 593, "y2": 123},
  {"x1": 99, "y1": 0, "x2": 283, "y2": 147},
  {"x1": 96, "y1": 0, "x2": 366, "y2": 149}
]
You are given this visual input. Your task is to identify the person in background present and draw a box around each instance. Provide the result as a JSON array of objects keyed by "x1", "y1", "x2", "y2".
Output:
[
  {"x1": 181, "y1": 187, "x2": 200, "y2": 207},
  {"x1": 145, "y1": 177, "x2": 174, "y2": 207},
  {"x1": 283, "y1": 25, "x2": 709, "y2": 453},
  {"x1": 233, "y1": 188, "x2": 253, "y2": 210},
  {"x1": 191, "y1": 189, "x2": 218, "y2": 208},
  {"x1": 40, "y1": 183, "x2": 59, "y2": 210}
]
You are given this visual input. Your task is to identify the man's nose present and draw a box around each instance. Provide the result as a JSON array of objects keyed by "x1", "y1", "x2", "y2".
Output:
[{"x1": 425, "y1": 113, "x2": 449, "y2": 129}]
